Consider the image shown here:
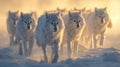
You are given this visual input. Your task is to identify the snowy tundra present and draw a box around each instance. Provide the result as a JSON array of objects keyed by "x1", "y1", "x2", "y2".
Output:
[
  {"x1": 6, "y1": 10, "x2": 19, "y2": 46},
  {"x1": 35, "y1": 11, "x2": 65, "y2": 63},
  {"x1": 15, "y1": 12, "x2": 35, "y2": 56}
]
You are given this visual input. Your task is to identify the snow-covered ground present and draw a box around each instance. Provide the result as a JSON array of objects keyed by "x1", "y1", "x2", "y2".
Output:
[
  {"x1": 0, "y1": 44, "x2": 120, "y2": 67},
  {"x1": 1, "y1": 26, "x2": 120, "y2": 67}
]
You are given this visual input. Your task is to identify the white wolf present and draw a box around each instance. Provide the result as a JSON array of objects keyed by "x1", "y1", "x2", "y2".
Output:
[
  {"x1": 86, "y1": 7, "x2": 112, "y2": 48},
  {"x1": 35, "y1": 12, "x2": 65, "y2": 63},
  {"x1": 15, "y1": 12, "x2": 35, "y2": 56},
  {"x1": 62, "y1": 10, "x2": 85, "y2": 58},
  {"x1": 6, "y1": 10, "x2": 19, "y2": 46}
]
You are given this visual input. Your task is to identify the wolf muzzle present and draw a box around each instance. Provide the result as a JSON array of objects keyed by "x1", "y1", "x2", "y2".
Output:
[
  {"x1": 13, "y1": 21, "x2": 16, "y2": 26},
  {"x1": 101, "y1": 19, "x2": 104, "y2": 23},
  {"x1": 54, "y1": 26, "x2": 57, "y2": 32},
  {"x1": 28, "y1": 26, "x2": 30, "y2": 30},
  {"x1": 76, "y1": 22, "x2": 80, "y2": 28}
]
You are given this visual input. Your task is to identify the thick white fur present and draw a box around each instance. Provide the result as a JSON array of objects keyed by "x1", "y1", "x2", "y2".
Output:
[
  {"x1": 86, "y1": 7, "x2": 112, "y2": 48},
  {"x1": 62, "y1": 11, "x2": 85, "y2": 58},
  {"x1": 35, "y1": 12, "x2": 65, "y2": 63},
  {"x1": 6, "y1": 11, "x2": 19, "y2": 46},
  {"x1": 15, "y1": 12, "x2": 35, "y2": 56}
]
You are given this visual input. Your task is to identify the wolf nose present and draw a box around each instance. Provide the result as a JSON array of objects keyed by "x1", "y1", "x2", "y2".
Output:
[
  {"x1": 101, "y1": 19, "x2": 104, "y2": 23},
  {"x1": 77, "y1": 22, "x2": 80, "y2": 28},
  {"x1": 54, "y1": 27, "x2": 57, "y2": 32},
  {"x1": 77, "y1": 24, "x2": 79, "y2": 28},
  {"x1": 13, "y1": 21, "x2": 16, "y2": 26},
  {"x1": 28, "y1": 26, "x2": 30, "y2": 30}
]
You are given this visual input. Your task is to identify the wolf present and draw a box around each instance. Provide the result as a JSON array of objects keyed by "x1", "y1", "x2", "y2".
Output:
[
  {"x1": 6, "y1": 10, "x2": 19, "y2": 46},
  {"x1": 62, "y1": 10, "x2": 85, "y2": 58},
  {"x1": 35, "y1": 11, "x2": 65, "y2": 63},
  {"x1": 15, "y1": 12, "x2": 35, "y2": 56},
  {"x1": 86, "y1": 7, "x2": 112, "y2": 48}
]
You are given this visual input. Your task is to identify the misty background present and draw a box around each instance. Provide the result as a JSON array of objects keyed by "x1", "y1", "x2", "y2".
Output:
[{"x1": 0, "y1": 0, "x2": 120, "y2": 49}]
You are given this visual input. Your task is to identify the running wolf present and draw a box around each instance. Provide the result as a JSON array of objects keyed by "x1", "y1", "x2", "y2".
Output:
[
  {"x1": 6, "y1": 10, "x2": 19, "y2": 46},
  {"x1": 15, "y1": 12, "x2": 35, "y2": 56},
  {"x1": 86, "y1": 7, "x2": 112, "y2": 48},
  {"x1": 36, "y1": 11, "x2": 65, "y2": 63}
]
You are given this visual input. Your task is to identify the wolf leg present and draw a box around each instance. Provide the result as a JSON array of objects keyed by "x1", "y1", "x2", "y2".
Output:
[
  {"x1": 9, "y1": 34, "x2": 14, "y2": 46},
  {"x1": 42, "y1": 45, "x2": 48, "y2": 62},
  {"x1": 19, "y1": 42, "x2": 23, "y2": 55},
  {"x1": 100, "y1": 33, "x2": 104, "y2": 45},
  {"x1": 22, "y1": 39, "x2": 28, "y2": 56},
  {"x1": 73, "y1": 40, "x2": 78, "y2": 57},
  {"x1": 93, "y1": 35, "x2": 97, "y2": 49},
  {"x1": 52, "y1": 44, "x2": 59, "y2": 63},
  {"x1": 28, "y1": 38, "x2": 34, "y2": 56}
]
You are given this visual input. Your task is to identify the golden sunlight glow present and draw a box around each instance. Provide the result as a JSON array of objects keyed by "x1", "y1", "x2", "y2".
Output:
[{"x1": 0, "y1": 0, "x2": 120, "y2": 49}]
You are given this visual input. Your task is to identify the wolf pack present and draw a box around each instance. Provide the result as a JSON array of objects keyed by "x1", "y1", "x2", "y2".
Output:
[{"x1": 6, "y1": 7, "x2": 112, "y2": 63}]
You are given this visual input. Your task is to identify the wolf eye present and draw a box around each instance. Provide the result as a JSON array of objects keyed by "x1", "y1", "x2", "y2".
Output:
[
  {"x1": 25, "y1": 21, "x2": 27, "y2": 23},
  {"x1": 51, "y1": 22, "x2": 54, "y2": 24},
  {"x1": 74, "y1": 20, "x2": 76, "y2": 22},
  {"x1": 99, "y1": 16, "x2": 101, "y2": 18},
  {"x1": 78, "y1": 20, "x2": 81, "y2": 22}
]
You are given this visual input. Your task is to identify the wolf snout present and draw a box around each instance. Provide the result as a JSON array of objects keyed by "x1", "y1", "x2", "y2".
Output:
[
  {"x1": 101, "y1": 19, "x2": 104, "y2": 23},
  {"x1": 77, "y1": 22, "x2": 81, "y2": 28},
  {"x1": 101, "y1": 19, "x2": 105, "y2": 24},
  {"x1": 28, "y1": 26, "x2": 30, "y2": 30},
  {"x1": 54, "y1": 27, "x2": 57, "y2": 32},
  {"x1": 77, "y1": 24, "x2": 79, "y2": 28},
  {"x1": 13, "y1": 21, "x2": 16, "y2": 26}
]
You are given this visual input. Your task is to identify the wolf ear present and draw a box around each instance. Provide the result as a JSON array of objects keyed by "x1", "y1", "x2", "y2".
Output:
[
  {"x1": 45, "y1": 12, "x2": 49, "y2": 19},
  {"x1": 31, "y1": 12, "x2": 34, "y2": 17},
  {"x1": 74, "y1": 7, "x2": 77, "y2": 10},
  {"x1": 79, "y1": 10, "x2": 81, "y2": 15},
  {"x1": 56, "y1": 11, "x2": 60, "y2": 16},
  {"x1": 8, "y1": 10, "x2": 11, "y2": 15},
  {"x1": 103, "y1": 7, "x2": 107, "y2": 11},
  {"x1": 95, "y1": 7, "x2": 98, "y2": 12},
  {"x1": 31, "y1": 11, "x2": 37, "y2": 20},
  {"x1": 82, "y1": 7, "x2": 85, "y2": 12},
  {"x1": 68, "y1": 11, "x2": 72, "y2": 17},
  {"x1": 57, "y1": 7, "x2": 60, "y2": 11},
  {"x1": 16, "y1": 10, "x2": 19, "y2": 16}
]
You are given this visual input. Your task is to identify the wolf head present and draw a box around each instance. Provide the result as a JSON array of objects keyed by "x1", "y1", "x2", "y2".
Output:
[
  {"x1": 45, "y1": 12, "x2": 62, "y2": 32},
  {"x1": 95, "y1": 7, "x2": 107, "y2": 24},
  {"x1": 68, "y1": 11, "x2": 83, "y2": 28},
  {"x1": 8, "y1": 10, "x2": 19, "y2": 25},
  {"x1": 20, "y1": 12, "x2": 34, "y2": 30}
]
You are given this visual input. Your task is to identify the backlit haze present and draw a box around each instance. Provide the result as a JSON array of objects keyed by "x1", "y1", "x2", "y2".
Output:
[{"x1": 0, "y1": 0, "x2": 120, "y2": 49}]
